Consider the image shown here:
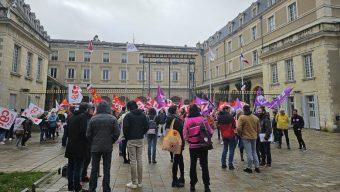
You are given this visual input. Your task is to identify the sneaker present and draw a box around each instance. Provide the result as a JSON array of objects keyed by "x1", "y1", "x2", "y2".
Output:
[
  {"x1": 303, "y1": 147, "x2": 307, "y2": 151},
  {"x1": 148, "y1": 160, "x2": 151, "y2": 164},
  {"x1": 126, "y1": 182, "x2": 138, "y2": 189},
  {"x1": 0, "y1": 142, "x2": 5, "y2": 145},
  {"x1": 221, "y1": 165, "x2": 227, "y2": 169},
  {"x1": 229, "y1": 164, "x2": 235, "y2": 170},
  {"x1": 190, "y1": 185, "x2": 196, "y2": 192},
  {"x1": 266, "y1": 164, "x2": 271, "y2": 167},
  {"x1": 205, "y1": 185, "x2": 211, "y2": 192},
  {"x1": 137, "y1": 183, "x2": 143, "y2": 188},
  {"x1": 152, "y1": 161, "x2": 157, "y2": 164},
  {"x1": 260, "y1": 162, "x2": 266, "y2": 166},
  {"x1": 220, "y1": 141, "x2": 223, "y2": 145},
  {"x1": 243, "y1": 168, "x2": 253, "y2": 173},
  {"x1": 255, "y1": 168, "x2": 260, "y2": 173},
  {"x1": 9, "y1": 138, "x2": 12, "y2": 141},
  {"x1": 170, "y1": 159, "x2": 174, "y2": 163},
  {"x1": 287, "y1": 146, "x2": 291, "y2": 150}
]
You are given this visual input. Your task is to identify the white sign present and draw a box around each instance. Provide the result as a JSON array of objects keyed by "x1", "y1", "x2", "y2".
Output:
[
  {"x1": 0, "y1": 107, "x2": 17, "y2": 130},
  {"x1": 68, "y1": 84, "x2": 83, "y2": 104}
]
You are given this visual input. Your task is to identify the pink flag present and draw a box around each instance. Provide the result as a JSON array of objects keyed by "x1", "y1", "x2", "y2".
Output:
[{"x1": 87, "y1": 40, "x2": 93, "y2": 52}]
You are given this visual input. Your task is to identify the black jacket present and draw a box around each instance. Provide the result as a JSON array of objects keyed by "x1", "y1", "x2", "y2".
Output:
[
  {"x1": 65, "y1": 109, "x2": 89, "y2": 159},
  {"x1": 123, "y1": 109, "x2": 148, "y2": 140},
  {"x1": 165, "y1": 114, "x2": 185, "y2": 149},
  {"x1": 291, "y1": 115, "x2": 304, "y2": 130},
  {"x1": 87, "y1": 102, "x2": 120, "y2": 153},
  {"x1": 260, "y1": 113, "x2": 272, "y2": 140}
]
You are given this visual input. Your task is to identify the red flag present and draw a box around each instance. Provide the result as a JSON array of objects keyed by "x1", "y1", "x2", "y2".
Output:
[
  {"x1": 87, "y1": 40, "x2": 93, "y2": 52},
  {"x1": 112, "y1": 96, "x2": 125, "y2": 111},
  {"x1": 135, "y1": 98, "x2": 146, "y2": 110}
]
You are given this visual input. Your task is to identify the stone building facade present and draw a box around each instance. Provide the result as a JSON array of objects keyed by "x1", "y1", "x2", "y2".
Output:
[
  {"x1": 195, "y1": 0, "x2": 340, "y2": 130},
  {"x1": 0, "y1": 0, "x2": 50, "y2": 110}
]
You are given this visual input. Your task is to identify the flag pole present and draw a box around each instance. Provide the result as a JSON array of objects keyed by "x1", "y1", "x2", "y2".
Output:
[
  {"x1": 209, "y1": 53, "x2": 212, "y2": 100},
  {"x1": 240, "y1": 47, "x2": 244, "y2": 102},
  {"x1": 125, "y1": 47, "x2": 128, "y2": 103}
]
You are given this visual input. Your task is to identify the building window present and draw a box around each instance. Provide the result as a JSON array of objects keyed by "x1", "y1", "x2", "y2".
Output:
[
  {"x1": 229, "y1": 60, "x2": 233, "y2": 73},
  {"x1": 156, "y1": 71, "x2": 162, "y2": 81},
  {"x1": 50, "y1": 67, "x2": 57, "y2": 78},
  {"x1": 215, "y1": 48, "x2": 218, "y2": 59},
  {"x1": 12, "y1": 45, "x2": 21, "y2": 73},
  {"x1": 103, "y1": 53, "x2": 110, "y2": 63},
  {"x1": 239, "y1": 34, "x2": 244, "y2": 47},
  {"x1": 288, "y1": 2, "x2": 297, "y2": 22},
  {"x1": 138, "y1": 71, "x2": 145, "y2": 81},
  {"x1": 268, "y1": 0, "x2": 276, "y2": 6},
  {"x1": 271, "y1": 64, "x2": 278, "y2": 83},
  {"x1": 227, "y1": 41, "x2": 232, "y2": 53},
  {"x1": 252, "y1": 50, "x2": 258, "y2": 65},
  {"x1": 84, "y1": 52, "x2": 91, "y2": 62},
  {"x1": 121, "y1": 53, "x2": 127, "y2": 63},
  {"x1": 251, "y1": 26, "x2": 257, "y2": 41},
  {"x1": 37, "y1": 58, "x2": 42, "y2": 80},
  {"x1": 35, "y1": 96, "x2": 40, "y2": 106},
  {"x1": 268, "y1": 16, "x2": 275, "y2": 32},
  {"x1": 239, "y1": 17, "x2": 243, "y2": 26},
  {"x1": 26, "y1": 52, "x2": 33, "y2": 77},
  {"x1": 51, "y1": 50, "x2": 58, "y2": 61},
  {"x1": 69, "y1": 51, "x2": 75, "y2": 62},
  {"x1": 285, "y1": 59, "x2": 294, "y2": 81},
  {"x1": 83, "y1": 68, "x2": 90, "y2": 80},
  {"x1": 304, "y1": 54, "x2": 314, "y2": 78},
  {"x1": 9, "y1": 94, "x2": 17, "y2": 110},
  {"x1": 26, "y1": 95, "x2": 31, "y2": 108},
  {"x1": 203, "y1": 71, "x2": 207, "y2": 81},
  {"x1": 172, "y1": 71, "x2": 178, "y2": 81},
  {"x1": 102, "y1": 69, "x2": 109, "y2": 80},
  {"x1": 67, "y1": 68, "x2": 75, "y2": 79},
  {"x1": 252, "y1": 7, "x2": 257, "y2": 17},
  {"x1": 139, "y1": 54, "x2": 144, "y2": 64},
  {"x1": 120, "y1": 69, "x2": 127, "y2": 80},
  {"x1": 228, "y1": 23, "x2": 233, "y2": 33}
]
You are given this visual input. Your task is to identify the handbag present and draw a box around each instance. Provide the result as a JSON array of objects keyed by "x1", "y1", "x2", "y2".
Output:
[
  {"x1": 162, "y1": 119, "x2": 182, "y2": 154},
  {"x1": 200, "y1": 117, "x2": 213, "y2": 150}
]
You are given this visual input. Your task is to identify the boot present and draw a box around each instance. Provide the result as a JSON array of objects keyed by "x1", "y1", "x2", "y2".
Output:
[
  {"x1": 190, "y1": 185, "x2": 196, "y2": 192},
  {"x1": 240, "y1": 152, "x2": 244, "y2": 161},
  {"x1": 204, "y1": 185, "x2": 211, "y2": 192},
  {"x1": 178, "y1": 177, "x2": 185, "y2": 185},
  {"x1": 287, "y1": 144, "x2": 291, "y2": 150}
]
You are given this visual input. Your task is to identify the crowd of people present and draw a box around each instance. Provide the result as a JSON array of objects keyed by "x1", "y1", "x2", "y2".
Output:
[{"x1": 0, "y1": 100, "x2": 308, "y2": 192}]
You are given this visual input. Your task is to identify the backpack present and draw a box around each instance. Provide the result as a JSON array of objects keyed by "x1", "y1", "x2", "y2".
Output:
[
  {"x1": 199, "y1": 118, "x2": 213, "y2": 150},
  {"x1": 147, "y1": 116, "x2": 157, "y2": 135}
]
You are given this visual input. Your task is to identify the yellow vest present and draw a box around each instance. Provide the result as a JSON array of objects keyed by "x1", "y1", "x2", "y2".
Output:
[{"x1": 276, "y1": 114, "x2": 289, "y2": 129}]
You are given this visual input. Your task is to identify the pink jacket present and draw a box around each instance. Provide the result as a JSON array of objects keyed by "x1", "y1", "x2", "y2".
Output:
[{"x1": 183, "y1": 116, "x2": 213, "y2": 149}]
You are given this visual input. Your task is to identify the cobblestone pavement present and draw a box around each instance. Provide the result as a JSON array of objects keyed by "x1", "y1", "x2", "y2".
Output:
[{"x1": 1, "y1": 129, "x2": 340, "y2": 192}]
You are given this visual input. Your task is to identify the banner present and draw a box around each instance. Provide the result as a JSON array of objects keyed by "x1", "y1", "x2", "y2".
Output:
[
  {"x1": 255, "y1": 87, "x2": 293, "y2": 109},
  {"x1": 0, "y1": 107, "x2": 17, "y2": 130},
  {"x1": 68, "y1": 84, "x2": 83, "y2": 104},
  {"x1": 112, "y1": 96, "x2": 125, "y2": 111},
  {"x1": 14, "y1": 118, "x2": 25, "y2": 129},
  {"x1": 22, "y1": 103, "x2": 44, "y2": 118},
  {"x1": 135, "y1": 98, "x2": 146, "y2": 110},
  {"x1": 156, "y1": 84, "x2": 166, "y2": 109}
]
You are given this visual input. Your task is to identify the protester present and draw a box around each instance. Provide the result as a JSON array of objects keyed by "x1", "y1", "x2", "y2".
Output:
[
  {"x1": 62, "y1": 106, "x2": 75, "y2": 147},
  {"x1": 146, "y1": 108, "x2": 159, "y2": 164},
  {"x1": 237, "y1": 105, "x2": 261, "y2": 174},
  {"x1": 272, "y1": 110, "x2": 279, "y2": 143},
  {"x1": 183, "y1": 104, "x2": 213, "y2": 192},
  {"x1": 87, "y1": 101, "x2": 120, "y2": 192},
  {"x1": 165, "y1": 105, "x2": 185, "y2": 188},
  {"x1": 276, "y1": 109, "x2": 290, "y2": 149},
  {"x1": 123, "y1": 101, "x2": 149, "y2": 189},
  {"x1": 48, "y1": 110, "x2": 58, "y2": 140},
  {"x1": 6, "y1": 109, "x2": 17, "y2": 141},
  {"x1": 38, "y1": 112, "x2": 48, "y2": 144},
  {"x1": 0, "y1": 128, "x2": 6, "y2": 144},
  {"x1": 218, "y1": 106, "x2": 236, "y2": 170},
  {"x1": 257, "y1": 106, "x2": 272, "y2": 167},
  {"x1": 65, "y1": 103, "x2": 91, "y2": 192},
  {"x1": 291, "y1": 109, "x2": 306, "y2": 150},
  {"x1": 235, "y1": 109, "x2": 244, "y2": 161},
  {"x1": 21, "y1": 117, "x2": 32, "y2": 147},
  {"x1": 179, "y1": 107, "x2": 187, "y2": 120},
  {"x1": 81, "y1": 104, "x2": 95, "y2": 183},
  {"x1": 157, "y1": 108, "x2": 167, "y2": 137},
  {"x1": 117, "y1": 106, "x2": 130, "y2": 164}
]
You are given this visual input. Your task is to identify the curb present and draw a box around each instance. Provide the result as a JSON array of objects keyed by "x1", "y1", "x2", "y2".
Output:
[
  {"x1": 20, "y1": 188, "x2": 30, "y2": 192},
  {"x1": 32, "y1": 171, "x2": 56, "y2": 192}
]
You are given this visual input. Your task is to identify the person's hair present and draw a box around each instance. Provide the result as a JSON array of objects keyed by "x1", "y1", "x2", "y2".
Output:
[
  {"x1": 223, "y1": 106, "x2": 231, "y2": 111},
  {"x1": 243, "y1": 105, "x2": 251, "y2": 115},
  {"x1": 188, "y1": 104, "x2": 201, "y2": 117},
  {"x1": 148, "y1": 108, "x2": 157, "y2": 116},
  {"x1": 293, "y1": 109, "x2": 298, "y2": 113},
  {"x1": 126, "y1": 101, "x2": 138, "y2": 111},
  {"x1": 168, "y1": 105, "x2": 177, "y2": 115},
  {"x1": 260, "y1": 106, "x2": 266, "y2": 113},
  {"x1": 122, "y1": 106, "x2": 126, "y2": 112}
]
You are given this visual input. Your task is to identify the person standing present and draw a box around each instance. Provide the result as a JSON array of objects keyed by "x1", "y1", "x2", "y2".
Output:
[
  {"x1": 157, "y1": 109, "x2": 167, "y2": 136},
  {"x1": 291, "y1": 109, "x2": 306, "y2": 150},
  {"x1": 21, "y1": 117, "x2": 32, "y2": 147},
  {"x1": 146, "y1": 108, "x2": 159, "y2": 164},
  {"x1": 65, "y1": 103, "x2": 91, "y2": 192},
  {"x1": 48, "y1": 110, "x2": 58, "y2": 140},
  {"x1": 217, "y1": 106, "x2": 236, "y2": 170},
  {"x1": 183, "y1": 104, "x2": 213, "y2": 192},
  {"x1": 257, "y1": 106, "x2": 272, "y2": 167},
  {"x1": 87, "y1": 101, "x2": 120, "y2": 192},
  {"x1": 165, "y1": 105, "x2": 185, "y2": 188},
  {"x1": 117, "y1": 107, "x2": 130, "y2": 164},
  {"x1": 272, "y1": 110, "x2": 279, "y2": 144},
  {"x1": 235, "y1": 109, "x2": 245, "y2": 161},
  {"x1": 237, "y1": 105, "x2": 261, "y2": 174},
  {"x1": 123, "y1": 101, "x2": 149, "y2": 189},
  {"x1": 38, "y1": 112, "x2": 48, "y2": 144},
  {"x1": 276, "y1": 109, "x2": 290, "y2": 149}
]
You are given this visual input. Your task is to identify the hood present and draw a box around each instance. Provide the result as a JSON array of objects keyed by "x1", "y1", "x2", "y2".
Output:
[
  {"x1": 96, "y1": 102, "x2": 112, "y2": 114},
  {"x1": 130, "y1": 109, "x2": 143, "y2": 115},
  {"x1": 260, "y1": 112, "x2": 270, "y2": 120}
]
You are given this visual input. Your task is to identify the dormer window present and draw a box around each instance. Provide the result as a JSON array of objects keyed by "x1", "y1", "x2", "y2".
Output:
[
  {"x1": 268, "y1": 0, "x2": 276, "y2": 7},
  {"x1": 228, "y1": 22, "x2": 234, "y2": 34},
  {"x1": 239, "y1": 14, "x2": 245, "y2": 27},
  {"x1": 252, "y1": 3, "x2": 258, "y2": 17}
]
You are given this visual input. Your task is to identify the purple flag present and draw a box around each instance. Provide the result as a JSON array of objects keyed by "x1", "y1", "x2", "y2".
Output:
[
  {"x1": 156, "y1": 84, "x2": 166, "y2": 109},
  {"x1": 255, "y1": 87, "x2": 293, "y2": 109},
  {"x1": 234, "y1": 98, "x2": 243, "y2": 111},
  {"x1": 195, "y1": 96, "x2": 208, "y2": 105}
]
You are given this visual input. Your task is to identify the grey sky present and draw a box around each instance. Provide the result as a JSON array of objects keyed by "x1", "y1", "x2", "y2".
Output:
[{"x1": 25, "y1": 0, "x2": 254, "y2": 46}]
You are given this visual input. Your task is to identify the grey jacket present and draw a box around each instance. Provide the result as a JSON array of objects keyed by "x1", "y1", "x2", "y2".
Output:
[{"x1": 87, "y1": 102, "x2": 120, "y2": 153}]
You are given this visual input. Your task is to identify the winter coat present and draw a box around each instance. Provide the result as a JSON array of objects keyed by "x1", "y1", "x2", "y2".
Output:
[
  {"x1": 237, "y1": 114, "x2": 260, "y2": 140},
  {"x1": 260, "y1": 113, "x2": 272, "y2": 140},
  {"x1": 65, "y1": 109, "x2": 89, "y2": 159},
  {"x1": 87, "y1": 102, "x2": 120, "y2": 153},
  {"x1": 165, "y1": 114, "x2": 185, "y2": 150},
  {"x1": 123, "y1": 109, "x2": 148, "y2": 140},
  {"x1": 158, "y1": 112, "x2": 167, "y2": 124},
  {"x1": 291, "y1": 115, "x2": 305, "y2": 130},
  {"x1": 183, "y1": 116, "x2": 213, "y2": 149},
  {"x1": 48, "y1": 114, "x2": 58, "y2": 127},
  {"x1": 217, "y1": 110, "x2": 236, "y2": 139},
  {"x1": 276, "y1": 114, "x2": 289, "y2": 129}
]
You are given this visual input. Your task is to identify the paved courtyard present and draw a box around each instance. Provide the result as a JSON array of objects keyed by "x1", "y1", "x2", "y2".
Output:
[{"x1": 1, "y1": 129, "x2": 340, "y2": 192}]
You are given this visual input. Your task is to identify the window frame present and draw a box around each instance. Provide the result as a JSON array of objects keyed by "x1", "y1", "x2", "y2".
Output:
[
  {"x1": 12, "y1": 45, "x2": 21, "y2": 73},
  {"x1": 26, "y1": 52, "x2": 33, "y2": 77},
  {"x1": 120, "y1": 69, "x2": 128, "y2": 81},
  {"x1": 268, "y1": 15, "x2": 275, "y2": 32},
  {"x1": 84, "y1": 51, "x2": 91, "y2": 62},
  {"x1": 83, "y1": 68, "x2": 91, "y2": 80},
  {"x1": 252, "y1": 50, "x2": 258, "y2": 65},
  {"x1": 172, "y1": 71, "x2": 179, "y2": 81},
  {"x1": 251, "y1": 26, "x2": 257, "y2": 41},
  {"x1": 68, "y1": 51, "x2": 76, "y2": 62},
  {"x1": 271, "y1": 63, "x2": 279, "y2": 84},
  {"x1": 37, "y1": 57, "x2": 42, "y2": 80},
  {"x1": 285, "y1": 59, "x2": 295, "y2": 82},
  {"x1": 49, "y1": 67, "x2": 57, "y2": 78},
  {"x1": 103, "y1": 52, "x2": 110, "y2": 63},
  {"x1": 102, "y1": 69, "x2": 110, "y2": 80},
  {"x1": 155, "y1": 71, "x2": 162, "y2": 81},
  {"x1": 67, "y1": 67, "x2": 75, "y2": 79},
  {"x1": 51, "y1": 50, "x2": 58, "y2": 61},
  {"x1": 288, "y1": 2, "x2": 297, "y2": 22},
  {"x1": 121, "y1": 53, "x2": 127, "y2": 63},
  {"x1": 303, "y1": 54, "x2": 314, "y2": 79}
]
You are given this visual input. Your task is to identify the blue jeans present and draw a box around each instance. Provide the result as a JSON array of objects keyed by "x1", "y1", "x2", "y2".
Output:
[
  {"x1": 242, "y1": 139, "x2": 260, "y2": 169},
  {"x1": 221, "y1": 136, "x2": 237, "y2": 166},
  {"x1": 89, "y1": 152, "x2": 112, "y2": 192},
  {"x1": 40, "y1": 128, "x2": 47, "y2": 142},
  {"x1": 67, "y1": 157, "x2": 84, "y2": 191},
  {"x1": 147, "y1": 134, "x2": 157, "y2": 162},
  {"x1": 0, "y1": 129, "x2": 6, "y2": 142}
]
